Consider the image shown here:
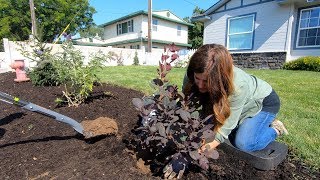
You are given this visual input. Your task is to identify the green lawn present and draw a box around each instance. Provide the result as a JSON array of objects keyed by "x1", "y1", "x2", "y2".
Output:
[{"x1": 97, "y1": 66, "x2": 320, "y2": 170}]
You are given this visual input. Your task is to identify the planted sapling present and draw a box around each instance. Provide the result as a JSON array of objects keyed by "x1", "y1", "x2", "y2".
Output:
[{"x1": 132, "y1": 43, "x2": 219, "y2": 179}]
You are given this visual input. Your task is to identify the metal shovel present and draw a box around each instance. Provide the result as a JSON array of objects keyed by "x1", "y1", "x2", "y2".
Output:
[{"x1": 0, "y1": 91, "x2": 118, "y2": 138}]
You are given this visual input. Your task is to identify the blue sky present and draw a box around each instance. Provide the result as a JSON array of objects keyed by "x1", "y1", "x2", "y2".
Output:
[{"x1": 89, "y1": 0, "x2": 219, "y2": 25}]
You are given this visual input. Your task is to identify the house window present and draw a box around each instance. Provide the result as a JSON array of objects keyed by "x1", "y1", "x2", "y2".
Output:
[
  {"x1": 177, "y1": 25, "x2": 181, "y2": 36},
  {"x1": 297, "y1": 7, "x2": 320, "y2": 48},
  {"x1": 130, "y1": 45, "x2": 140, "y2": 49},
  {"x1": 227, "y1": 14, "x2": 255, "y2": 50},
  {"x1": 153, "y1": 19, "x2": 158, "y2": 31},
  {"x1": 117, "y1": 19, "x2": 134, "y2": 35}
]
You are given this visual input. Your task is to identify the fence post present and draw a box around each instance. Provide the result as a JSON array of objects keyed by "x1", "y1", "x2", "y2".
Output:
[{"x1": 2, "y1": 38, "x2": 11, "y2": 72}]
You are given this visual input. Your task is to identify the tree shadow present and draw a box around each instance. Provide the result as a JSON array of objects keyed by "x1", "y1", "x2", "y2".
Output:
[
  {"x1": 0, "y1": 112, "x2": 25, "y2": 126},
  {"x1": 0, "y1": 133, "x2": 109, "y2": 149},
  {"x1": 0, "y1": 128, "x2": 5, "y2": 139}
]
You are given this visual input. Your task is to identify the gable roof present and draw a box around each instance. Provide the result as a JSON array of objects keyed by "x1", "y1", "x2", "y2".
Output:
[
  {"x1": 203, "y1": 0, "x2": 229, "y2": 15},
  {"x1": 99, "y1": 10, "x2": 193, "y2": 27},
  {"x1": 192, "y1": 0, "x2": 285, "y2": 22},
  {"x1": 190, "y1": 0, "x2": 228, "y2": 22},
  {"x1": 192, "y1": 0, "x2": 320, "y2": 22}
]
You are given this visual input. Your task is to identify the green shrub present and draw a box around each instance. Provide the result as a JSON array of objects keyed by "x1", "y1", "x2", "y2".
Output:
[
  {"x1": 283, "y1": 56, "x2": 320, "y2": 72},
  {"x1": 53, "y1": 41, "x2": 113, "y2": 107},
  {"x1": 28, "y1": 61, "x2": 60, "y2": 86},
  {"x1": 19, "y1": 35, "x2": 60, "y2": 86},
  {"x1": 133, "y1": 51, "x2": 139, "y2": 65}
]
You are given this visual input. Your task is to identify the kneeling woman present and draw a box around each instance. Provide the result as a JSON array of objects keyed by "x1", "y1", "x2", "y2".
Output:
[{"x1": 182, "y1": 44, "x2": 288, "y2": 152}]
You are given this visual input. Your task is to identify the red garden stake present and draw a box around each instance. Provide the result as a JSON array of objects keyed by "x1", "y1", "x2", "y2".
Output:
[{"x1": 10, "y1": 59, "x2": 30, "y2": 82}]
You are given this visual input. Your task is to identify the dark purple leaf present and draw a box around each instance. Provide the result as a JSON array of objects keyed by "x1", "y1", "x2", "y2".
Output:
[
  {"x1": 170, "y1": 53, "x2": 179, "y2": 62},
  {"x1": 189, "y1": 150, "x2": 201, "y2": 160},
  {"x1": 202, "y1": 129, "x2": 215, "y2": 139},
  {"x1": 153, "y1": 78, "x2": 163, "y2": 86},
  {"x1": 168, "y1": 43, "x2": 179, "y2": 52},
  {"x1": 179, "y1": 109, "x2": 191, "y2": 121},
  {"x1": 156, "y1": 123, "x2": 166, "y2": 137},
  {"x1": 199, "y1": 156, "x2": 209, "y2": 170},
  {"x1": 203, "y1": 149, "x2": 219, "y2": 159},
  {"x1": 191, "y1": 142, "x2": 199, "y2": 149},
  {"x1": 161, "y1": 54, "x2": 169, "y2": 61},
  {"x1": 132, "y1": 98, "x2": 144, "y2": 109}
]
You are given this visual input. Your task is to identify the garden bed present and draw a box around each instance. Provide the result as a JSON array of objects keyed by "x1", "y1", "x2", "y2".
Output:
[{"x1": 0, "y1": 72, "x2": 318, "y2": 179}]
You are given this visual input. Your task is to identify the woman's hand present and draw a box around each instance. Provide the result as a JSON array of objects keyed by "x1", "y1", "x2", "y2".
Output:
[{"x1": 199, "y1": 140, "x2": 220, "y2": 153}]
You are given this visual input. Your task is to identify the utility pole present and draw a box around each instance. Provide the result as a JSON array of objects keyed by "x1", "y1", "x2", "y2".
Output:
[
  {"x1": 29, "y1": 0, "x2": 37, "y2": 37},
  {"x1": 147, "y1": 0, "x2": 152, "y2": 52}
]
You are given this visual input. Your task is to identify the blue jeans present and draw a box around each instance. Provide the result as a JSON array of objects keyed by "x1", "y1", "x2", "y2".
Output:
[{"x1": 230, "y1": 111, "x2": 278, "y2": 152}]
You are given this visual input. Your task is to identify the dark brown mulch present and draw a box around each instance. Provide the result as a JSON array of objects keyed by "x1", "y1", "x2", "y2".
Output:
[{"x1": 0, "y1": 72, "x2": 319, "y2": 180}]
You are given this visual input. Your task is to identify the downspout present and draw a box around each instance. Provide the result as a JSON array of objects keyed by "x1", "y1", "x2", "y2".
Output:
[
  {"x1": 140, "y1": 14, "x2": 143, "y2": 49},
  {"x1": 284, "y1": 3, "x2": 295, "y2": 62}
]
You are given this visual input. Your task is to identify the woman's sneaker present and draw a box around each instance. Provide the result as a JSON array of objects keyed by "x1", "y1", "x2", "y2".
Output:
[{"x1": 271, "y1": 119, "x2": 289, "y2": 135}]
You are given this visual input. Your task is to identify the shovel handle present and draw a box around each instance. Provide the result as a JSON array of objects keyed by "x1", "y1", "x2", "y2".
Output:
[
  {"x1": 21, "y1": 103, "x2": 84, "y2": 134},
  {"x1": 0, "y1": 91, "x2": 29, "y2": 107},
  {"x1": 0, "y1": 91, "x2": 84, "y2": 134}
]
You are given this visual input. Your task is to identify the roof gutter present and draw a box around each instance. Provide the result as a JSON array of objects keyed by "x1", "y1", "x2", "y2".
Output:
[{"x1": 190, "y1": 15, "x2": 211, "y2": 22}]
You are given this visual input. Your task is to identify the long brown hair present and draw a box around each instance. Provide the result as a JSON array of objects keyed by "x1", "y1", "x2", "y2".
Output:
[{"x1": 183, "y1": 44, "x2": 234, "y2": 130}]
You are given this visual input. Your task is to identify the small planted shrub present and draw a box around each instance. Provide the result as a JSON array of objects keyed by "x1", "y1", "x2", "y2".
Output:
[
  {"x1": 19, "y1": 35, "x2": 60, "y2": 86},
  {"x1": 28, "y1": 61, "x2": 60, "y2": 86},
  {"x1": 283, "y1": 56, "x2": 320, "y2": 72},
  {"x1": 53, "y1": 41, "x2": 113, "y2": 107},
  {"x1": 133, "y1": 51, "x2": 139, "y2": 65},
  {"x1": 131, "y1": 43, "x2": 218, "y2": 178}
]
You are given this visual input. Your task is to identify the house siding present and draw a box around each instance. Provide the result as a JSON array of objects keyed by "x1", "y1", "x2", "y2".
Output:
[
  {"x1": 289, "y1": 4, "x2": 320, "y2": 61},
  {"x1": 243, "y1": 0, "x2": 260, "y2": 6},
  {"x1": 226, "y1": 0, "x2": 241, "y2": 9},
  {"x1": 204, "y1": 1, "x2": 291, "y2": 53},
  {"x1": 199, "y1": 0, "x2": 320, "y2": 66},
  {"x1": 102, "y1": 11, "x2": 191, "y2": 49},
  {"x1": 103, "y1": 15, "x2": 143, "y2": 44},
  {"x1": 216, "y1": 5, "x2": 225, "y2": 12},
  {"x1": 153, "y1": 10, "x2": 182, "y2": 21},
  {"x1": 152, "y1": 19, "x2": 188, "y2": 44}
]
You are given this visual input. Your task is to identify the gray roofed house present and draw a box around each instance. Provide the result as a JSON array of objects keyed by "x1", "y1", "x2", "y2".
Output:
[{"x1": 192, "y1": 0, "x2": 320, "y2": 69}]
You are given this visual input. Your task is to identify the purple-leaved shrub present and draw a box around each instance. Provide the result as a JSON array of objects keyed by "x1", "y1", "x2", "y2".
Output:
[{"x1": 131, "y1": 43, "x2": 219, "y2": 175}]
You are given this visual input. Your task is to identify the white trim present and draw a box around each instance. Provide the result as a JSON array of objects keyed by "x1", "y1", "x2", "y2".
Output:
[
  {"x1": 284, "y1": 3, "x2": 295, "y2": 61},
  {"x1": 296, "y1": 6, "x2": 320, "y2": 48},
  {"x1": 227, "y1": 14, "x2": 255, "y2": 50}
]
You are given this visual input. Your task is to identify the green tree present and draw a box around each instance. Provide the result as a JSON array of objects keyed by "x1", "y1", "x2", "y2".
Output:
[
  {"x1": 184, "y1": 6, "x2": 205, "y2": 49},
  {"x1": 0, "y1": 0, "x2": 96, "y2": 44},
  {"x1": 79, "y1": 25, "x2": 104, "y2": 39}
]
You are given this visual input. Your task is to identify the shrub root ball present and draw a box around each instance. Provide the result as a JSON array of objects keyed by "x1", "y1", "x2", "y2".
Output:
[{"x1": 81, "y1": 117, "x2": 118, "y2": 138}]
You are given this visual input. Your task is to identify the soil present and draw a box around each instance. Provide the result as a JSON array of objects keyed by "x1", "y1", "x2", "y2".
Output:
[{"x1": 0, "y1": 72, "x2": 319, "y2": 180}]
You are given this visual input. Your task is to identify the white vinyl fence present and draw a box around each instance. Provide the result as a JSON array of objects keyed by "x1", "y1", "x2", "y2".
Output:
[{"x1": 0, "y1": 38, "x2": 196, "y2": 73}]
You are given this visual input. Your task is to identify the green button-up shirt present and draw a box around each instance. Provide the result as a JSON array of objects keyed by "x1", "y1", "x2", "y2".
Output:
[{"x1": 215, "y1": 67, "x2": 272, "y2": 143}]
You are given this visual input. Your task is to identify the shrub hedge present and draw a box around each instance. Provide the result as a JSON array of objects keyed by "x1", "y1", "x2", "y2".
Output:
[{"x1": 283, "y1": 56, "x2": 320, "y2": 72}]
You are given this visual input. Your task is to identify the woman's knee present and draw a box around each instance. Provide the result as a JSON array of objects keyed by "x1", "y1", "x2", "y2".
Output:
[{"x1": 233, "y1": 136, "x2": 257, "y2": 152}]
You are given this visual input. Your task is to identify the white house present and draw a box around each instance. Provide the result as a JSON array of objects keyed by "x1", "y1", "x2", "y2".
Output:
[
  {"x1": 73, "y1": 35, "x2": 104, "y2": 45},
  {"x1": 99, "y1": 10, "x2": 193, "y2": 51},
  {"x1": 192, "y1": 0, "x2": 320, "y2": 69}
]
